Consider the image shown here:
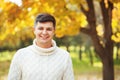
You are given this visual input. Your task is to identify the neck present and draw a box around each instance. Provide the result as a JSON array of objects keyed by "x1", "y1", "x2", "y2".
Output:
[{"x1": 36, "y1": 41, "x2": 52, "y2": 48}]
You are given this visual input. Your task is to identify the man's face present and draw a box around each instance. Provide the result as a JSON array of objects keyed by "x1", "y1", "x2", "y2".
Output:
[{"x1": 34, "y1": 21, "x2": 55, "y2": 48}]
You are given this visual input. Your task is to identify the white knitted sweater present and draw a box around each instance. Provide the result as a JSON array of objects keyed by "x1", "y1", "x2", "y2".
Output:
[{"x1": 8, "y1": 39, "x2": 74, "y2": 80}]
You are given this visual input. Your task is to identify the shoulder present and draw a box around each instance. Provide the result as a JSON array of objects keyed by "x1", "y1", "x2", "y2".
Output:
[
  {"x1": 56, "y1": 47, "x2": 73, "y2": 66},
  {"x1": 17, "y1": 46, "x2": 32, "y2": 53},
  {"x1": 56, "y1": 47, "x2": 70, "y2": 57},
  {"x1": 12, "y1": 46, "x2": 32, "y2": 60}
]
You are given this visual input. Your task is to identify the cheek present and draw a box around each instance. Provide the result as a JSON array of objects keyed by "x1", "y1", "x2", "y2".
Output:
[
  {"x1": 51, "y1": 32, "x2": 55, "y2": 36},
  {"x1": 49, "y1": 31, "x2": 54, "y2": 34},
  {"x1": 34, "y1": 30, "x2": 40, "y2": 36}
]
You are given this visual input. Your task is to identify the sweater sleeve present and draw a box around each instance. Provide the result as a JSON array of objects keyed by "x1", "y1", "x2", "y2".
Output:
[
  {"x1": 8, "y1": 50, "x2": 22, "y2": 80},
  {"x1": 63, "y1": 54, "x2": 74, "y2": 80}
]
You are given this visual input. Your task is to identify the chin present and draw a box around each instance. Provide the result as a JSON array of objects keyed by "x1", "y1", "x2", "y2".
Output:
[{"x1": 41, "y1": 39, "x2": 52, "y2": 43}]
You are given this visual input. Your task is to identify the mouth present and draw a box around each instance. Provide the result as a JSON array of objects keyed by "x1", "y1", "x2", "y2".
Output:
[{"x1": 40, "y1": 36, "x2": 49, "y2": 40}]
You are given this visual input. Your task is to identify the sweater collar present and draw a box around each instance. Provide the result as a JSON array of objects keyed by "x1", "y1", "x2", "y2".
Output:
[{"x1": 32, "y1": 39, "x2": 57, "y2": 56}]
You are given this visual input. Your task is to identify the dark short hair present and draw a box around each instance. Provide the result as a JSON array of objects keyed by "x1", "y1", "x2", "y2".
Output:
[{"x1": 34, "y1": 13, "x2": 56, "y2": 28}]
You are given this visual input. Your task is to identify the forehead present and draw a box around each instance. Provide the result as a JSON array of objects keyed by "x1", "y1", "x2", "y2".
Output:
[{"x1": 36, "y1": 22, "x2": 54, "y2": 27}]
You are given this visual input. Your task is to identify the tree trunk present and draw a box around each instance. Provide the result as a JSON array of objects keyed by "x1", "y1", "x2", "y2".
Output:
[
  {"x1": 79, "y1": 45, "x2": 82, "y2": 60},
  {"x1": 66, "y1": 44, "x2": 70, "y2": 52},
  {"x1": 80, "y1": 0, "x2": 114, "y2": 80},
  {"x1": 88, "y1": 48, "x2": 93, "y2": 66},
  {"x1": 102, "y1": 56, "x2": 114, "y2": 80},
  {"x1": 100, "y1": 1, "x2": 114, "y2": 80}
]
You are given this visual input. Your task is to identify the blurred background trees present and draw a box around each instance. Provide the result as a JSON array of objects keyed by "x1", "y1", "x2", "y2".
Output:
[{"x1": 0, "y1": 0, "x2": 120, "y2": 80}]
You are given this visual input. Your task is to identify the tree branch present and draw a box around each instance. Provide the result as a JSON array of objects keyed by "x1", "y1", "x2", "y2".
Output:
[
  {"x1": 80, "y1": 27, "x2": 90, "y2": 35},
  {"x1": 100, "y1": 0, "x2": 113, "y2": 49}
]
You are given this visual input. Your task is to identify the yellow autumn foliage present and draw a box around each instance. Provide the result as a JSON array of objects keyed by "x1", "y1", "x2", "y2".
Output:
[
  {"x1": 112, "y1": 2, "x2": 120, "y2": 42},
  {"x1": 1, "y1": 0, "x2": 120, "y2": 47}
]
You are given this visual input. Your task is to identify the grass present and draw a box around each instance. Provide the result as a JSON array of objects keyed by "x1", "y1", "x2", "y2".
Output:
[
  {"x1": 70, "y1": 52, "x2": 102, "y2": 77},
  {"x1": 0, "y1": 51, "x2": 15, "y2": 77},
  {"x1": 0, "y1": 51, "x2": 15, "y2": 62},
  {"x1": 0, "y1": 61, "x2": 10, "y2": 76}
]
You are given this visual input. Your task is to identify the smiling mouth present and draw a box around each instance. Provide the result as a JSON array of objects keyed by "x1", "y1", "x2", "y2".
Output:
[{"x1": 41, "y1": 36, "x2": 49, "y2": 40}]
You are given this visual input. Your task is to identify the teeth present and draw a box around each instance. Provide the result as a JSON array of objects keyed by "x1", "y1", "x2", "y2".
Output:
[
  {"x1": 40, "y1": 35, "x2": 48, "y2": 39},
  {"x1": 42, "y1": 37, "x2": 48, "y2": 39},
  {"x1": 43, "y1": 38, "x2": 46, "y2": 39}
]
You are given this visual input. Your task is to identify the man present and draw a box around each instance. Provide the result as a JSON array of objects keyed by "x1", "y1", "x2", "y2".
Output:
[{"x1": 8, "y1": 13, "x2": 74, "y2": 80}]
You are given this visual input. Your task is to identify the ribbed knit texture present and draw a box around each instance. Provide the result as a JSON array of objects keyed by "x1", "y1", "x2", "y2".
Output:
[{"x1": 8, "y1": 39, "x2": 74, "y2": 80}]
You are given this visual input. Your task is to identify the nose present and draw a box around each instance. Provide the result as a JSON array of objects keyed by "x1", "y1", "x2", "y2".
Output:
[{"x1": 42, "y1": 29, "x2": 47, "y2": 34}]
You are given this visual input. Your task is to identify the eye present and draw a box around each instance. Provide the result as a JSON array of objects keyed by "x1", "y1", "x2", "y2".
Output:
[
  {"x1": 38, "y1": 27, "x2": 43, "y2": 30},
  {"x1": 47, "y1": 28, "x2": 53, "y2": 31}
]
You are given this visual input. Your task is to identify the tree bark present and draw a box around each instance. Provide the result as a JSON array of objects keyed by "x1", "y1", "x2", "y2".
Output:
[
  {"x1": 88, "y1": 48, "x2": 93, "y2": 66},
  {"x1": 80, "y1": 0, "x2": 114, "y2": 80},
  {"x1": 102, "y1": 56, "x2": 114, "y2": 80},
  {"x1": 79, "y1": 45, "x2": 82, "y2": 60},
  {"x1": 100, "y1": 1, "x2": 114, "y2": 80}
]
